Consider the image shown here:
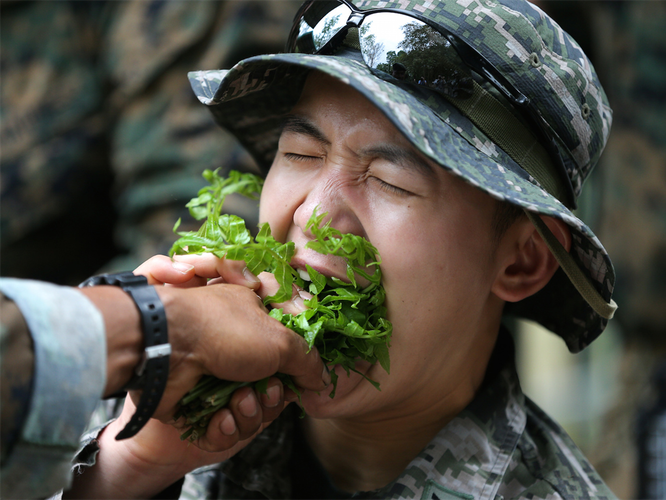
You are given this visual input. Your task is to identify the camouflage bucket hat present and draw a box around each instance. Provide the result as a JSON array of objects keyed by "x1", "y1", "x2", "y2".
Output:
[{"x1": 188, "y1": 0, "x2": 616, "y2": 352}]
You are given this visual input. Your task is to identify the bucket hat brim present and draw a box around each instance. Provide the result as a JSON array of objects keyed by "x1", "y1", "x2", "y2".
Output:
[{"x1": 189, "y1": 53, "x2": 615, "y2": 352}]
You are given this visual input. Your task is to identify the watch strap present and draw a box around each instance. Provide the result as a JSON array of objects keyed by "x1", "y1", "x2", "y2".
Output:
[{"x1": 79, "y1": 272, "x2": 170, "y2": 440}]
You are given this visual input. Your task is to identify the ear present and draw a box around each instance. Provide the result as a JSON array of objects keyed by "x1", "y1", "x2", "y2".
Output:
[{"x1": 491, "y1": 215, "x2": 571, "y2": 303}]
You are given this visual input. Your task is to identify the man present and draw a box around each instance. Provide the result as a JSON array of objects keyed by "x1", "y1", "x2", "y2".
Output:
[
  {"x1": 391, "y1": 62, "x2": 408, "y2": 80},
  {"x1": 0, "y1": 257, "x2": 329, "y2": 498},
  {"x1": 0, "y1": 0, "x2": 299, "y2": 285},
  {"x1": 62, "y1": 0, "x2": 619, "y2": 498}
]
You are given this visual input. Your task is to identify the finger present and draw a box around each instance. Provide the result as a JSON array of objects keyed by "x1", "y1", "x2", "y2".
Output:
[
  {"x1": 257, "y1": 272, "x2": 312, "y2": 315},
  {"x1": 228, "y1": 387, "x2": 263, "y2": 440},
  {"x1": 174, "y1": 254, "x2": 261, "y2": 290},
  {"x1": 284, "y1": 386, "x2": 301, "y2": 404},
  {"x1": 273, "y1": 331, "x2": 331, "y2": 391},
  {"x1": 193, "y1": 408, "x2": 241, "y2": 453},
  {"x1": 194, "y1": 417, "x2": 271, "y2": 459},
  {"x1": 257, "y1": 378, "x2": 286, "y2": 424},
  {"x1": 134, "y1": 255, "x2": 196, "y2": 286}
]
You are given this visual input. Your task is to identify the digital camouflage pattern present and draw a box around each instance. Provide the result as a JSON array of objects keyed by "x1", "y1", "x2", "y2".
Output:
[
  {"x1": 0, "y1": 0, "x2": 299, "y2": 284},
  {"x1": 351, "y1": 0, "x2": 613, "y2": 200},
  {"x1": 0, "y1": 296, "x2": 33, "y2": 469},
  {"x1": 71, "y1": 332, "x2": 617, "y2": 499},
  {"x1": 187, "y1": 0, "x2": 615, "y2": 352}
]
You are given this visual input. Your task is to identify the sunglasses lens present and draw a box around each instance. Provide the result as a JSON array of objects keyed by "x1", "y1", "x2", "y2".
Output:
[
  {"x1": 289, "y1": 6, "x2": 473, "y2": 98},
  {"x1": 292, "y1": 3, "x2": 352, "y2": 53},
  {"x1": 313, "y1": 5, "x2": 352, "y2": 51},
  {"x1": 359, "y1": 13, "x2": 472, "y2": 98}
]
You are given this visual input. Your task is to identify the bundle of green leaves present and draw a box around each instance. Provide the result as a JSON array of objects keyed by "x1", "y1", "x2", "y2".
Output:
[{"x1": 169, "y1": 169, "x2": 392, "y2": 441}]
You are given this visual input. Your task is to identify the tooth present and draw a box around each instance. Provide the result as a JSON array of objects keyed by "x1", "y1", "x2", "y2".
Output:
[{"x1": 298, "y1": 268, "x2": 311, "y2": 281}]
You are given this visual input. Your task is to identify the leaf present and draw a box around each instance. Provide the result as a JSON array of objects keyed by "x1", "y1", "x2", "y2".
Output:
[
  {"x1": 307, "y1": 265, "x2": 327, "y2": 295},
  {"x1": 171, "y1": 170, "x2": 393, "y2": 441},
  {"x1": 303, "y1": 320, "x2": 324, "y2": 349},
  {"x1": 254, "y1": 377, "x2": 269, "y2": 395},
  {"x1": 265, "y1": 261, "x2": 294, "y2": 304},
  {"x1": 374, "y1": 341, "x2": 391, "y2": 374}
]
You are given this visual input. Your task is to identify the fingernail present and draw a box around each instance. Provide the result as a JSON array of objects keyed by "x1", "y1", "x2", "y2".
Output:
[
  {"x1": 292, "y1": 289, "x2": 312, "y2": 310},
  {"x1": 172, "y1": 261, "x2": 194, "y2": 274},
  {"x1": 243, "y1": 267, "x2": 260, "y2": 283},
  {"x1": 220, "y1": 412, "x2": 236, "y2": 436},
  {"x1": 292, "y1": 294, "x2": 306, "y2": 309},
  {"x1": 262, "y1": 385, "x2": 281, "y2": 408},
  {"x1": 322, "y1": 364, "x2": 331, "y2": 386},
  {"x1": 239, "y1": 392, "x2": 258, "y2": 417}
]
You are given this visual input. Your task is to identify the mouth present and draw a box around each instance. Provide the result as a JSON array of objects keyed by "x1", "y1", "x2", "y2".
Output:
[
  {"x1": 291, "y1": 254, "x2": 348, "y2": 283},
  {"x1": 291, "y1": 251, "x2": 375, "y2": 289}
]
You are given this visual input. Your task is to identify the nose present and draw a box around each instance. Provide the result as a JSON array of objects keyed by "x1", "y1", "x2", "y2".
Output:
[{"x1": 292, "y1": 167, "x2": 365, "y2": 240}]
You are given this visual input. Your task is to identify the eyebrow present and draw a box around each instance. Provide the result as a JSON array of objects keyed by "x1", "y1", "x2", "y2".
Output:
[
  {"x1": 359, "y1": 143, "x2": 437, "y2": 180},
  {"x1": 281, "y1": 114, "x2": 437, "y2": 179},
  {"x1": 281, "y1": 114, "x2": 330, "y2": 146}
]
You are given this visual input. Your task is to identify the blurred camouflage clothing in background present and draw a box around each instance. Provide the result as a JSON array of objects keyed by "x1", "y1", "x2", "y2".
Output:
[
  {"x1": 592, "y1": 2, "x2": 666, "y2": 498},
  {"x1": 1, "y1": 0, "x2": 299, "y2": 285},
  {"x1": 592, "y1": 1, "x2": 666, "y2": 343},
  {"x1": 538, "y1": 1, "x2": 666, "y2": 497}
]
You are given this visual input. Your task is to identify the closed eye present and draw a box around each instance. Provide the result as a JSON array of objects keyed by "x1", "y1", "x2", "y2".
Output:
[
  {"x1": 372, "y1": 177, "x2": 413, "y2": 196},
  {"x1": 283, "y1": 152, "x2": 322, "y2": 162}
]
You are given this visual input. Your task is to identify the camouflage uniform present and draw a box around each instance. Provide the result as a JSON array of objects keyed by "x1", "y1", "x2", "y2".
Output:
[
  {"x1": 177, "y1": 0, "x2": 619, "y2": 497},
  {"x1": 69, "y1": 331, "x2": 617, "y2": 499},
  {"x1": 4, "y1": 0, "x2": 621, "y2": 497},
  {"x1": 0, "y1": 279, "x2": 106, "y2": 499},
  {"x1": 0, "y1": 0, "x2": 299, "y2": 285}
]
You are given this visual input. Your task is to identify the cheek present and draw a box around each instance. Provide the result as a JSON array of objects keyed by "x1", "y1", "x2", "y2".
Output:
[
  {"x1": 259, "y1": 167, "x2": 301, "y2": 242},
  {"x1": 376, "y1": 214, "x2": 493, "y2": 334}
]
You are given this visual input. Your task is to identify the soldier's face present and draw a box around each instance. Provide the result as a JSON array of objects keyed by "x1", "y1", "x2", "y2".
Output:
[{"x1": 259, "y1": 72, "x2": 504, "y2": 420}]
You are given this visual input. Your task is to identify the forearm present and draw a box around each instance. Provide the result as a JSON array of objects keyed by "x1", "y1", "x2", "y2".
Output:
[{"x1": 64, "y1": 417, "x2": 187, "y2": 499}]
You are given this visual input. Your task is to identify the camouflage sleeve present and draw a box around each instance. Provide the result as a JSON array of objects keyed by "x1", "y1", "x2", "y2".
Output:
[
  {"x1": 1, "y1": 1, "x2": 300, "y2": 283},
  {"x1": 101, "y1": 0, "x2": 301, "y2": 272},
  {"x1": 0, "y1": 294, "x2": 34, "y2": 466},
  {"x1": 0, "y1": 278, "x2": 106, "y2": 499}
]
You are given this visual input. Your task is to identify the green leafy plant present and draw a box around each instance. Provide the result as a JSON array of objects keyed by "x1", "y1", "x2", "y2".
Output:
[{"x1": 169, "y1": 169, "x2": 392, "y2": 441}]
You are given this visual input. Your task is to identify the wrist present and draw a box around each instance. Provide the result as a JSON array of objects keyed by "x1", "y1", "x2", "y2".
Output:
[
  {"x1": 152, "y1": 286, "x2": 197, "y2": 370},
  {"x1": 78, "y1": 286, "x2": 143, "y2": 397},
  {"x1": 65, "y1": 417, "x2": 186, "y2": 499},
  {"x1": 79, "y1": 272, "x2": 170, "y2": 439}
]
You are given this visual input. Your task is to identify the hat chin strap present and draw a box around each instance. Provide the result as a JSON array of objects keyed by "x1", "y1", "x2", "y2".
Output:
[{"x1": 523, "y1": 210, "x2": 617, "y2": 320}]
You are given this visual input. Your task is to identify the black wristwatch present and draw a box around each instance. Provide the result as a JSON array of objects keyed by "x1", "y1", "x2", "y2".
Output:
[{"x1": 79, "y1": 271, "x2": 171, "y2": 440}]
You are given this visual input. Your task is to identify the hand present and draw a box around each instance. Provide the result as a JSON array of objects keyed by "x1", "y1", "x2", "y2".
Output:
[
  {"x1": 132, "y1": 255, "x2": 329, "y2": 445},
  {"x1": 133, "y1": 252, "x2": 262, "y2": 290},
  {"x1": 65, "y1": 381, "x2": 282, "y2": 498},
  {"x1": 135, "y1": 253, "x2": 313, "y2": 315},
  {"x1": 66, "y1": 255, "x2": 328, "y2": 498}
]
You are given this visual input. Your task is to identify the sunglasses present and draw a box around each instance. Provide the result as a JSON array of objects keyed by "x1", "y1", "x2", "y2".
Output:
[{"x1": 286, "y1": 0, "x2": 576, "y2": 208}]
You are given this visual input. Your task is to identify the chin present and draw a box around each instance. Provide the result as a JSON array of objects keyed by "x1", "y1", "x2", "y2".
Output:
[{"x1": 299, "y1": 362, "x2": 377, "y2": 418}]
